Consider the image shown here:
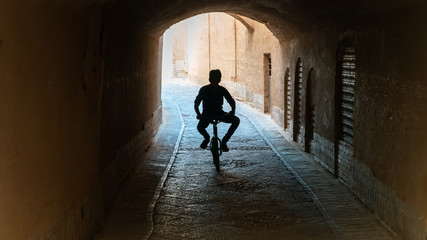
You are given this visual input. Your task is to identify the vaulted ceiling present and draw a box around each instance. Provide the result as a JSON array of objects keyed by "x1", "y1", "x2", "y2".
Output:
[{"x1": 97, "y1": 0, "x2": 422, "y2": 39}]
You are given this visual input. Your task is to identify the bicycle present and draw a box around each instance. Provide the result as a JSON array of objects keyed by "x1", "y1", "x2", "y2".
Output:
[{"x1": 208, "y1": 117, "x2": 223, "y2": 172}]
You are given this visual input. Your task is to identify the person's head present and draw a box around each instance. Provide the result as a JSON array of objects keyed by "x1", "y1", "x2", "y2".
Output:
[{"x1": 209, "y1": 69, "x2": 222, "y2": 84}]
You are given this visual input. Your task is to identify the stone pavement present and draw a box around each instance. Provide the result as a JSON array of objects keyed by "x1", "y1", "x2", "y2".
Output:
[{"x1": 95, "y1": 79, "x2": 397, "y2": 240}]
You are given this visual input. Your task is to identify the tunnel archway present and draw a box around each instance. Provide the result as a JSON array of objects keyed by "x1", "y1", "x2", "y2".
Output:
[
  {"x1": 99, "y1": 1, "x2": 427, "y2": 237},
  {"x1": 2, "y1": 0, "x2": 425, "y2": 239}
]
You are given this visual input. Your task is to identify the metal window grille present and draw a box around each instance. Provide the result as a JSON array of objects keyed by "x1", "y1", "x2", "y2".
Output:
[
  {"x1": 296, "y1": 59, "x2": 303, "y2": 135},
  {"x1": 340, "y1": 47, "x2": 356, "y2": 145},
  {"x1": 285, "y1": 70, "x2": 291, "y2": 130}
]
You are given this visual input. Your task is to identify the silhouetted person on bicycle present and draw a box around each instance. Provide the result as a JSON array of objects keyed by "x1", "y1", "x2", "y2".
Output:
[{"x1": 194, "y1": 69, "x2": 240, "y2": 152}]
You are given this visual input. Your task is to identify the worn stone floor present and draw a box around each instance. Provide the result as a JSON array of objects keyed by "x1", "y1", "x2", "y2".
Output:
[{"x1": 95, "y1": 78, "x2": 397, "y2": 240}]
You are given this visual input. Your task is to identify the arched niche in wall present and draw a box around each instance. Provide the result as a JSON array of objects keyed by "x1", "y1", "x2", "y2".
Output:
[
  {"x1": 264, "y1": 53, "x2": 272, "y2": 114},
  {"x1": 305, "y1": 67, "x2": 315, "y2": 153}
]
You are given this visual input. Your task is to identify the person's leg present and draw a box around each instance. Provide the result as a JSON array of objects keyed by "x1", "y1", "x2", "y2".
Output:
[
  {"x1": 221, "y1": 114, "x2": 240, "y2": 151},
  {"x1": 197, "y1": 117, "x2": 210, "y2": 148}
]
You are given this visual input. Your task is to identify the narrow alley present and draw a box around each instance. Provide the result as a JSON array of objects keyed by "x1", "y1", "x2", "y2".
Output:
[
  {"x1": 95, "y1": 79, "x2": 395, "y2": 240},
  {"x1": 1, "y1": 0, "x2": 425, "y2": 239}
]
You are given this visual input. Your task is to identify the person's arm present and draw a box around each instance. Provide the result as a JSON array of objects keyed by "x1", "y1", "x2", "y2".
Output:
[
  {"x1": 194, "y1": 89, "x2": 203, "y2": 119},
  {"x1": 194, "y1": 103, "x2": 202, "y2": 119},
  {"x1": 223, "y1": 88, "x2": 236, "y2": 115}
]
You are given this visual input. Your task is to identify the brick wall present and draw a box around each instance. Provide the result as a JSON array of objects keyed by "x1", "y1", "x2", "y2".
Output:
[
  {"x1": 337, "y1": 141, "x2": 353, "y2": 183},
  {"x1": 343, "y1": 156, "x2": 425, "y2": 240},
  {"x1": 311, "y1": 133, "x2": 427, "y2": 240},
  {"x1": 101, "y1": 106, "x2": 162, "y2": 203},
  {"x1": 312, "y1": 133, "x2": 335, "y2": 173},
  {"x1": 272, "y1": 106, "x2": 285, "y2": 129},
  {"x1": 298, "y1": 126, "x2": 306, "y2": 151}
]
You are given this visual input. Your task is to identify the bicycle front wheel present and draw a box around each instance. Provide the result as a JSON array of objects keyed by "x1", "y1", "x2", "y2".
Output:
[{"x1": 210, "y1": 138, "x2": 220, "y2": 172}]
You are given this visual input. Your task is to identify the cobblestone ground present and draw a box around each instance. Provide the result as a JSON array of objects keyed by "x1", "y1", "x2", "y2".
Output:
[{"x1": 95, "y1": 79, "x2": 396, "y2": 240}]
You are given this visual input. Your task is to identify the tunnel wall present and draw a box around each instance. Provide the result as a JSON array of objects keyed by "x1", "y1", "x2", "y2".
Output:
[
  {"x1": 348, "y1": 8, "x2": 427, "y2": 239},
  {"x1": 0, "y1": 2, "x2": 104, "y2": 239},
  {"x1": 100, "y1": 22, "x2": 162, "y2": 208},
  {"x1": 0, "y1": 1, "x2": 163, "y2": 238},
  {"x1": 278, "y1": 7, "x2": 427, "y2": 240}
]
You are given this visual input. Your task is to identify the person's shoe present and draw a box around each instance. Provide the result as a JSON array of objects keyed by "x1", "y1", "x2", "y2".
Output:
[
  {"x1": 200, "y1": 139, "x2": 209, "y2": 149},
  {"x1": 221, "y1": 141, "x2": 229, "y2": 152}
]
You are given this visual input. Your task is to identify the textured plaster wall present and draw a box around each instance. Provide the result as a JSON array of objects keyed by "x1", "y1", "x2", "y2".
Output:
[
  {"x1": 187, "y1": 14, "x2": 210, "y2": 85},
  {"x1": 187, "y1": 13, "x2": 283, "y2": 114},
  {"x1": 100, "y1": 21, "x2": 162, "y2": 204},
  {"x1": 170, "y1": 21, "x2": 188, "y2": 77},
  {"x1": 350, "y1": 9, "x2": 427, "y2": 236},
  {"x1": 0, "y1": 1, "x2": 163, "y2": 238},
  {"x1": 162, "y1": 29, "x2": 174, "y2": 81},
  {"x1": 208, "y1": 13, "x2": 236, "y2": 84},
  {"x1": 0, "y1": 2, "x2": 103, "y2": 239},
  {"x1": 171, "y1": 22, "x2": 186, "y2": 63},
  {"x1": 234, "y1": 15, "x2": 284, "y2": 115}
]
